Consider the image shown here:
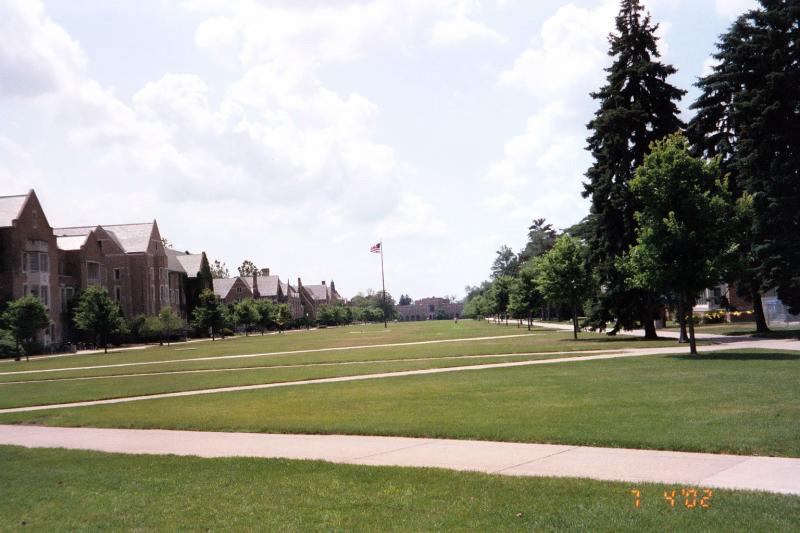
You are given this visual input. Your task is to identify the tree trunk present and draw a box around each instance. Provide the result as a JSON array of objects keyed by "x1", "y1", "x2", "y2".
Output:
[
  {"x1": 572, "y1": 305, "x2": 579, "y2": 340},
  {"x1": 752, "y1": 289, "x2": 770, "y2": 334},
  {"x1": 677, "y1": 299, "x2": 688, "y2": 344},
  {"x1": 642, "y1": 314, "x2": 658, "y2": 339},
  {"x1": 527, "y1": 313, "x2": 531, "y2": 331},
  {"x1": 687, "y1": 297, "x2": 698, "y2": 355}
]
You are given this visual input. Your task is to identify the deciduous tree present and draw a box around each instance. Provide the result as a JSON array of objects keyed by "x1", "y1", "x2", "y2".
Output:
[
  {"x1": 2, "y1": 295, "x2": 50, "y2": 360},
  {"x1": 158, "y1": 306, "x2": 184, "y2": 345},
  {"x1": 73, "y1": 287, "x2": 125, "y2": 354},
  {"x1": 621, "y1": 135, "x2": 731, "y2": 355},
  {"x1": 191, "y1": 289, "x2": 226, "y2": 340},
  {"x1": 536, "y1": 236, "x2": 593, "y2": 339}
]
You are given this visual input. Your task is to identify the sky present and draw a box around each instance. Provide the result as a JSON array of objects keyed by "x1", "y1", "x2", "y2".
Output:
[{"x1": 0, "y1": 0, "x2": 757, "y2": 300}]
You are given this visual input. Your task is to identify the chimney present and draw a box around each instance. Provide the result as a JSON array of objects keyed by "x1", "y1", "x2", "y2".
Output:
[
  {"x1": 321, "y1": 281, "x2": 326, "y2": 286},
  {"x1": 297, "y1": 277, "x2": 302, "y2": 288},
  {"x1": 252, "y1": 273, "x2": 259, "y2": 297},
  {"x1": 261, "y1": 268, "x2": 270, "y2": 277}
]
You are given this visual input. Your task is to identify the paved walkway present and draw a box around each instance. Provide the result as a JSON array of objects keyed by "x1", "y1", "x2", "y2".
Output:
[
  {"x1": 529, "y1": 320, "x2": 731, "y2": 339},
  {"x1": 1, "y1": 338, "x2": 796, "y2": 414},
  {"x1": 1, "y1": 425, "x2": 797, "y2": 495}
]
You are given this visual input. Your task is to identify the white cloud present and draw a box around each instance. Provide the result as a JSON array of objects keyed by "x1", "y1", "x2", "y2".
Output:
[
  {"x1": 0, "y1": 0, "x2": 86, "y2": 97},
  {"x1": 715, "y1": 0, "x2": 757, "y2": 19},
  {"x1": 499, "y1": 1, "x2": 616, "y2": 96},
  {"x1": 486, "y1": 101, "x2": 580, "y2": 187},
  {"x1": 431, "y1": 16, "x2": 507, "y2": 46}
]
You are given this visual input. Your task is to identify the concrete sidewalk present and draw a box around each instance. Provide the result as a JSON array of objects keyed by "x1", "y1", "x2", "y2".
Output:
[
  {"x1": 1, "y1": 425, "x2": 797, "y2": 495},
  {"x1": 529, "y1": 320, "x2": 732, "y2": 340}
]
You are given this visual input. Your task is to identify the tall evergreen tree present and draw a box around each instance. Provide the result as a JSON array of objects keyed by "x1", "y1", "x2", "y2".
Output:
[
  {"x1": 582, "y1": 0, "x2": 686, "y2": 337},
  {"x1": 692, "y1": 1, "x2": 800, "y2": 315},
  {"x1": 687, "y1": 11, "x2": 772, "y2": 331}
]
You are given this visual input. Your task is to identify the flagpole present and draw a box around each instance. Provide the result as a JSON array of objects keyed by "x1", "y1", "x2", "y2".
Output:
[{"x1": 380, "y1": 240, "x2": 387, "y2": 328}]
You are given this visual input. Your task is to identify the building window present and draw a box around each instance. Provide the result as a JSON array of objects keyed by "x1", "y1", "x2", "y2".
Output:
[
  {"x1": 87, "y1": 261, "x2": 101, "y2": 284},
  {"x1": 22, "y1": 252, "x2": 48, "y2": 273},
  {"x1": 115, "y1": 286, "x2": 122, "y2": 302},
  {"x1": 25, "y1": 284, "x2": 48, "y2": 307},
  {"x1": 61, "y1": 287, "x2": 75, "y2": 312},
  {"x1": 114, "y1": 268, "x2": 121, "y2": 280}
]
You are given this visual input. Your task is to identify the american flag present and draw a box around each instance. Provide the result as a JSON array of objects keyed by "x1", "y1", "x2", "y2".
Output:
[{"x1": 370, "y1": 242, "x2": 381, "y2": 253}]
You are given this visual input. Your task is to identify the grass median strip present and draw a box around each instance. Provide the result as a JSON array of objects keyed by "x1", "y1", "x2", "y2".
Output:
[
  {"x1": 0, "y1": 332, "x2": 691, "y2": 383},
  {"x1": 0, "y1": 321, "x2": 548, "y2": 372},
  {"x1": 2, "y1": 350, "x2": 795, "y2": 457},
  {"x1": 0, "y1": 351, "x2": 611, "y2": 409},
  {"x1": 1, "y1": 446, "x2": 797, "y2": 531}
]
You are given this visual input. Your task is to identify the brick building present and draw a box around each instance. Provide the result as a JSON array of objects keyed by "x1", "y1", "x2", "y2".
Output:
[
  {"x1": 0, "y1": 191, "x2": 63, "y2": 344},
  {"x1": 1, "y1": 190, "x2": 195, "y2": 346},
  {"x1": 212, "y1": 277, "x2": 253, "y2": 305},
  {"x1": 54, "y1": 221, "x2": 171, "y2": 318},
  {"x1": 298, "y1": 279, "x2": 341, "y2": 320},
  {"x1": 396, "y1": 297, "x2": 463, "y2": 321}
]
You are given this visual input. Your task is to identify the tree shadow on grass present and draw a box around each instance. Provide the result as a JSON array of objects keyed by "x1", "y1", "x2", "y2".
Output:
[
  {"x1": 567, "y1": 337, "x2": 686, "y2": 344},
  {"x1": 668, "y1": 351, "x2": 800, "y2": 361}
]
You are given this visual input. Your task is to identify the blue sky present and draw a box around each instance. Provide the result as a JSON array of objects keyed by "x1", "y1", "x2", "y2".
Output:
[{"x1": 0, "y1": 0, "x2": 756, "y2": 300}]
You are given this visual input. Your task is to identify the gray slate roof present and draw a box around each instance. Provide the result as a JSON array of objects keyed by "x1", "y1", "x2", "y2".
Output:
[
  {"x1": 243, "y1": 275, "x2": 281, "y2": 297},
  {"x1": 0, "y1": 194, "x2": 27, "y2": 228},
  {"x1": 305, "y1": 284, "x2": 329, "y2": 302},
  {"x1": 55, "y1": 223, "x2": 155, "y2": 253},
  {"x1": 175, "y1": 253, "x2": 204, "y2": 277},
  {"x1": 213, "y1": 277, "x2": 250, "y2": 299},
  {"x1": 164, "y1": 248, "x2": 204, "y2": 276}
]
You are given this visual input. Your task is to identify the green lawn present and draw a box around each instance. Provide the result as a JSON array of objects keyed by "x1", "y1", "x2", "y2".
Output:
[
  {"x1": 3, "y1": 350, "x2": 797, "y2": 457},
  {"x1": 1, "y1": 446, "x2": 796, "y2": 532},
  {"x1": 0, "y1": 327, "x2": 698, "y2": 409},
  {"x1": 0, "y1": 330, "x2": 684, "y2": 384},
  {"x1": 0, "y1": 351, "x2": 577, "y2": 409},
  {"x1": 0, "y1": 321, "x2": 692, "y2": 380},
  {"x1": 2, "y1": 320, "x2": 543, "y2": 371}
]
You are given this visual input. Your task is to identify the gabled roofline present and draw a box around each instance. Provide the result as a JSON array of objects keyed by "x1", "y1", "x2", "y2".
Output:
[
  {"x1": 1, "y1": 190, "x2": 34, "y2": 228},
  {"x1": 55, "y1": 222, "x2": 153, "y2": 229}
]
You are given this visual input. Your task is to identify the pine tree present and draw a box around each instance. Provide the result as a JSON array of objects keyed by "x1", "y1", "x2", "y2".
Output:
[
  {"x1": 582, "y1": 0, "x2": 685, "y2": 337},
  {"x1": 689, "y1": 1, "x2": 800, "y2": 317},
  {"x1": 688, "y1": 15, "x2": 769, "y2": 331}
]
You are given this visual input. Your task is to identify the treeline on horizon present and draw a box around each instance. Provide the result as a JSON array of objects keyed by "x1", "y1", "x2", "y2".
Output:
[{"x1": 462, "y1": 0, "x2": 799, "y2": 354}]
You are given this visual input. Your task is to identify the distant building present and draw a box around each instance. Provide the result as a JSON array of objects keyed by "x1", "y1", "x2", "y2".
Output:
[
  {"x1": 297, "y1": 279, "x2": 341, "y2": 320},
  {"x1": 396, "y1": 297, "x2": 463, "y2": 321},
  {"x1": 212, "y1": 276, "x2": 253, "y2": 305}
]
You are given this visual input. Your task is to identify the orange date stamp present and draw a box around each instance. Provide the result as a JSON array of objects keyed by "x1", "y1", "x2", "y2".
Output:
[{"x1": 629, "y1": 488, "x2": 714, "y2": 509}]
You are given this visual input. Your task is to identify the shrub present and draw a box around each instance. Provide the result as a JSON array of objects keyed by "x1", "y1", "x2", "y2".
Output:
[{"x1": 0, "y1": 329, "x2": 22, "y2": 359}]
